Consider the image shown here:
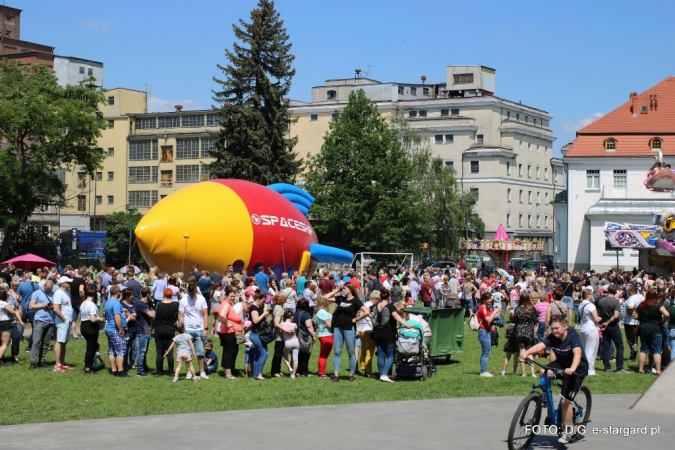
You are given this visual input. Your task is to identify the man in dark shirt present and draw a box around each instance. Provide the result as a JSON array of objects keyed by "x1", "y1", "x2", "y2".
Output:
[
  {"x1": 189, "y1": 264, "x2": 201, "y2": 281},
  {"x1": 318, "y1": 273, "x2": 336, "y2": 295},
  {"x1": 596, "y1": 284, "x2": 628, "y2": 373},
  {"x1": 123, "y1": 268, "x2": 142, "y2": 302},
  {"x1": 132, "y1": 288, "x2": 154, "y2": 377},
  {"x1": 69, "y1": 270, "x2": 87, "y2": 339}
]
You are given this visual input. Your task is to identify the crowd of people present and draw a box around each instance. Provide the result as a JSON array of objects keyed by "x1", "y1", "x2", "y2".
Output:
[{"x1": 0, "y1": 262, "x2": 672, "y2": 385}]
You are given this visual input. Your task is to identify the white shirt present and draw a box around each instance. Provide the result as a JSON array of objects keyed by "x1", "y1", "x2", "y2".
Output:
[
  {"x1": 179, "y1": 294, "x2": 207, "y2": 331},
  {"x1": 624, "y1": 294, "x2": 644, "y2": 325},
  {"x1": 80, "y1": 299, "x2": 99, "y2": 322},
  {"x1": 233, "y1": 302, "x2": 247, "y2": 321},
  {"x1": 579, "y1": 300, "x2": 599, "y2": 333},
  {"x1": 356, "y1": 301, "x2": 374, "y2": 332},
  {"x1": 0, "y1": 300, "x2": 10, "y2": 321}
]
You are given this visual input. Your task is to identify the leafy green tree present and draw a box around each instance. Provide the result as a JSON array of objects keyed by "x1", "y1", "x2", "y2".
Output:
[
  {"x1": 305, "y1": 90, "x2": 424, "y2": 253},
  {"x1": 0, "y1": 61, "x2": 106, "y2": 260},
  {"x1": 104, "y1": 210, "x2": 145, "y2": 268},
  {"x1": 3, "y1": 225, "x2": 58, "y2": 262},
  {"x1": 210, "y1": 0, "x2": 300, "y2": 184}
]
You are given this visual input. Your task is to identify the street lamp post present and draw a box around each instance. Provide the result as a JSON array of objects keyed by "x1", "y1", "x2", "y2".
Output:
[{"x1": 126, "y1": 204, "x2": 136, "y2": 266}]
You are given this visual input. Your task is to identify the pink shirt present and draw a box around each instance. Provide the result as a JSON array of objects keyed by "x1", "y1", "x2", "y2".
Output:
[{"x1": 535, "y1": 302, "x2": 548, "y2": 322}]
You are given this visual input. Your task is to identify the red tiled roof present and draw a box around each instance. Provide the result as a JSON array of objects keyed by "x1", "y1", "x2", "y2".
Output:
[{"x1": 565, "y1": 76, "x2": 675, "y2": 157}]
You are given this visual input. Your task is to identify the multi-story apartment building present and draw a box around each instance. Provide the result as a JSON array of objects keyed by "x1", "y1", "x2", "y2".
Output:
[{"x1": 61, "y1": 66, "x2": 562, "y2": 254}]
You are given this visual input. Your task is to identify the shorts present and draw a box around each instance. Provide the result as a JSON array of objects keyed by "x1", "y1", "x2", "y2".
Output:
[
  {"x1": 106, "y1": 331, "x2": 127, "y2": 357},
  {"x1": 548, "y1": 361, "x2": 585, "y2": 402},
  {"x1": 355, "y1": 337, "x2": 362, "y2": 347},
  {"x1": 71, "y1": 304, "x2": 80, "y2": 321},
  {"x1": 177, "y1": 353, "x2": 192, "y2": 362},
  {"x1": 211, "y1": 302, "x2": 220, "y2": 312},
  {"x1": 56, "y1": 321, "x2": 72, "y2": 343},
  {"x1": 186, "y1": 330, "x2": 205, "y2": 356},
  {"x1": 639, "y1": 329, "x2": 663, "y2": 355},
  {"x1": 0, "y1": 320, "x2": 10, "y2": 332}
]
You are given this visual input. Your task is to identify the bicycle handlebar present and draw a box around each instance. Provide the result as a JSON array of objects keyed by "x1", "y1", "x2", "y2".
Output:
[{"x1": 520, "y1": 358, "x2": 565, "y2": 376}]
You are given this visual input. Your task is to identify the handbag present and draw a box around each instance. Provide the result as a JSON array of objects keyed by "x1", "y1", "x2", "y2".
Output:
[
  {"x1": 295, "y1": 311, "x2": 313, "y2": 353},
  {"x1": 469, "y1": 312, "x2": 480, "y2": 331},
  {"x1": 256, "y1": 320, "x2": 277, "y2": 344}
]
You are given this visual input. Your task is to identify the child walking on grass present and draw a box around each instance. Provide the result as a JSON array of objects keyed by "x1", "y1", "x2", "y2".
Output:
[
  {"x1": 279, "y1": 310, "x2": 299, "y2": 379},
  {"x1": 164, "y1": 322, "x2": 200, "y2": 382}
]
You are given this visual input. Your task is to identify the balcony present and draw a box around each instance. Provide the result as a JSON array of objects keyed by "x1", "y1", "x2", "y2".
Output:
[{"x1": 601, "y1": 183, "x2": 674, "y2": 200}]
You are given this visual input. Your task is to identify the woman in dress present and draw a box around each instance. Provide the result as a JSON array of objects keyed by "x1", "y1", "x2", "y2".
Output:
[{"x1": 513, "y1": 292, "x2": 538, "y2": 377}]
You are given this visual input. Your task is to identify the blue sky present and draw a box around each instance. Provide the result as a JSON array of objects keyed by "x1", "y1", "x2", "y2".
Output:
[{"x1": 15, "y1": 0, "x2": 675, "y2": 155}]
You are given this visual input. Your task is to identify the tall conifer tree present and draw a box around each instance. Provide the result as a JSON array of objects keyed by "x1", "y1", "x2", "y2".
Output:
[{"x1": 210, "y1": 0, "x2": 300, "y2": 184}]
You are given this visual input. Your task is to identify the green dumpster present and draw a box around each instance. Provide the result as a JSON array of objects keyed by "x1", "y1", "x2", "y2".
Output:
[{"x1": 406, "y1": 306, "x2": 464, "y2": 361}]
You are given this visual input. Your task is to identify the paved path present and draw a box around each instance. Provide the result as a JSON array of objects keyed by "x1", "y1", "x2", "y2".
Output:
[{"x1": 0, "y1": 394, "x2": 671, "y2": 449}]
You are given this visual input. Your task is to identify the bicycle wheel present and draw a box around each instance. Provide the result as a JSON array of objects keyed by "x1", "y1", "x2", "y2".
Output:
[
  {"x1": 573, "y1": 386, "x2": 592, "y2": 426},
  {"x1": 507, "y1": 393, "x2": 542, "y2": 450}
]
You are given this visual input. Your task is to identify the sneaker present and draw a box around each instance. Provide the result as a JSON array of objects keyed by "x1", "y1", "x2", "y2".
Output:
[
  {"x1": 290, "y1": 374, "x2": 296, "y2": 379},
  {"x1": 480, "y1": 372, "x2": 494, "y2": 377},
  {"x1": 186, "y1": 372, "x2": 193, "y2": 380},
  {"x1": 652, "y1": 368, "x2": 657, "y2": 374},
  {"x1": 604, "y1": 369, "x2": 614, "y2": 373},
  {"x1": 380, "y1": 375, "x2": 394, "y2": 383},
  {"x1": 511, "y1": 371, "x2": 516, "y2": 376},
  {"x1": 116, "y1": 372, "x2": 130, "y2": 378},
  {"x1": 61, "y1": 364, "x2": 74, "y2": 370},
  {"x1": 193, "y1": 376, "x2": 201, "y2": 382},
  {"x1": 200, "y1": 372, "x2": 209, "y2": 379},
  {"x1": 558, "y1": 433, "x2": 572, "y2": 444},
  {"x1": 616, "y1": 369, "x2": 631, "y2": 374},
  {"x1": 349, "y1": 374, "x2": 355, "y2": 383},
  {"x1": 83, "y1": 370, "x2": 97, "y2": 375},
  {"x1": 136, "y1": 372, "x2": 148, "y2": 377},
  {"x1": 500, "y1": 370, "x2": 506, "y2": 376},
  {"x1": 53, "y1": 365, "x2": 66, "y2": 373},
  {"x1": 332, "y1": 376, "x2": 340, "y2": 383},
  {"x1": 610, "y1": 359, "x2": 616, "y2": 363},
  {"x1": 173, "y1": 377, "x2": 178, "y2": 383},
  {"x1": 532, "y1": 374, "x2": 538, "y2": 378},
  {"x1": 521, "y1": 374, "x2": 526, "y2": 377},
  {"x1": 29, "y1": 363, "x2": 37, "y2": 370}
]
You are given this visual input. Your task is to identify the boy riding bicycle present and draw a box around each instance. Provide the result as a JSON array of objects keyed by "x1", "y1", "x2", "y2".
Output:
[{"x1": 522, "y1": 316, "x2": 589, "y2": 444}]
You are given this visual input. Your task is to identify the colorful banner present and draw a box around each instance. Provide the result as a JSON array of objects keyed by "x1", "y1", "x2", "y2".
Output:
[{"x1": 603, "y1": 222, "x2": 658, "y2": 249}]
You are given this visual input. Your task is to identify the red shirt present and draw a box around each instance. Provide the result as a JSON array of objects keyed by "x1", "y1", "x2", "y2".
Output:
[
  {"x1": 476, "y1": 305, "x2": 493, "y2": 330},
  {"x1": 421, "y1": 281, "x2": 434, "y2": 302},
  {"x1": 349, "y1": 278, "x2": 361, "y2": 291},
  {"x1": 318, "y1": 278, "x2": 336, "y2": 294}
]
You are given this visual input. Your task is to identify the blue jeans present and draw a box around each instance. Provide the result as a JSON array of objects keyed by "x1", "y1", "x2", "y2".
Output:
[
  {"x1": 562, "y1": 296, "x2": 574, "y2": 321},
  {"x1": 333, "y1": 327, "x2": 356, "y2": 374},
  {"x1": 669, "y1": 328, "x2": 675, "y2": 350},
  {"x1": 135, "y1": 333, "x2": 151, "y2": 374},
  {"x1": 248, "y1": 332, "x2": 268, "y2": 378},
  {"x1": 376, "y1": 341, "x2": 395, "y2": 377},
  {"x1": 537, "y1": 322, "x2": 545, "y2": 342},
  {"x1": 478, "y1": 328, "x2": 492, "y2": 374},
  {"x1": 206, "y1": 363, "x2": 218, "y2": 374},
  {"x1": 126, "y1": 331, "x2": 138, "y2": 369}
]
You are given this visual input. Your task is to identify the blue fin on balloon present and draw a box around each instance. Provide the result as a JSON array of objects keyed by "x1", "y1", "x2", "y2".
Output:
[
  {"x1": 309, "y1": 243, "x2": 353, "y2": 264},
  {"x1": 267, "y1": 183, "x2": 315, "y2": 216}
]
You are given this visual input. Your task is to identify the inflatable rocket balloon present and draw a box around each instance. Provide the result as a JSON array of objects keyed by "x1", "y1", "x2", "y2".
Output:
[{"x1": 134, "y1": 179, "x2": 353, "y2": 276}]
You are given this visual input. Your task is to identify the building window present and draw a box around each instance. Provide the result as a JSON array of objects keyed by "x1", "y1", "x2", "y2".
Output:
[
  {"x1": 545, "y1": 192, "x2": 550, "y2": 205},
  {"x1": 507, "y1": 213, "x2": 511, "y2": 227},
  {"x1": 77, "y1": 195, "x2": 86, "y2": 211},
  {"x1": 107, "y1": 120, "x2": 114, "y2": 128},
  {"x1": 603, "y1": 138, "x2": 617, "y2": 151},
  {"x1": 135, "y1": 117, "x2": 156, "y2": 130},
  {"x1": 129, "y1": 139, "x2": 158, "y2": 160},
  {"x1": 470, "y1": 161, "x2": 479, "y2": 174},
  {"x1": 528, "y1": 191, "x2": 532, "y2": 204},
  {"x1": 519, "y1": 190, "x2": 523, "y2": 203},
  {"x1": 422, "y1": 87, "x2": 429, "y2": 96},
  {"x1": 176, "y1": 138, "x2": 200, "y2": 159},
  {"x1": 528, "y1": 142, "x2": 531, "y2": 151},
  {"x1": 129, "y1": 166, "x2": 158, "y2": 184},
  {"x1": 107, "y1": 96, "x2": 114, "y2": 105},
  {"x1": 519, "y1": 214, "x2": 523, "y2": 227},
  {"x1": 107, "y1": 196, "x2": 114, "y2": 205},
  {"x1": 533, "y1": 118, "x2": 537, "y2": 126},
  {"x1": 6, "y1": 15, "x2": 13, "y2": 23},
  {"x1": 158, "y1": 116, "x2": 180, "y2": 128},
  {"x1": 650, "y1": 137, "x2": 662, "y2": 149},
  {"x1": 331, "y1": 112, "x2": 339, "y2": 120},
  {"x1": 95, "y1": 172, "x2": 102, "y2": 181},
  {"x1": 544, "y1": 167, "x2": 549, "y2": 180},
  {"x1": 518, "y1": 164, "x2": 523, "y2": 176},
  {"x1": 445, "y1": 134, "x2": 454, "y2": 144},
  {"x1": 536, "y1": 191, "x2": 541, "y2": 204},
  {"x1": 586, "y1": 169, "x2": 600, "y2": 190},
  {"x1": 519, "y1": 140, "x2": 523, "y2": 151},
  {"x1": 418, "y1": 110, "x2": 427, "y2": 117},
  {"x1": 545, "y1": 146, "x2": 548, "y2": 154},
  {"x1": 79, "y1": 67, "x2": 85, "y2": 75},
  {"x1": 476, "y1": 134, "x2": 484, "y2": 145},
  {"x1": 408, "y1": 110, "x2": 417, "y2": 118},
  {"x1": 176, "y1": 165, "x2": 200, "y2": 183},
  {"x1": 451, "y1": 108, "x2": 460, "y2": 115},
  {"x1": 108, "y1": 147, "x2": 114, "y2": 157},
  {"x1": 410, "y1": 87, "x2": 417, "y2": 96},
  {"x1": 310, "y1": 114, "x2": 318, "y2": 121},
  {"x1": 443, "y1": 160, "x2": 454, "y2": 169},
  {"x1": 536, "y1": 166, "x2": 540, "y2": 179},
  {"x1": 554, "y1": 169, "x2": 559, "y2": 181},
  {"x1": 182, "y1": 115, "x2": 205, "y2": 127},
  {"x1": 78, "y1": 172, "x2": 86, "y2": 188},
  {"x1": 528, "y1": 215, "x2": 532, "y2": 227},
  {"x1": 128, "y1": 191, "x2": 158, "y2": 208},
  {"x1": 507, "y1": 188, "x2": 512, "y2": 202},
  {"x1": 525, "y1": 116, "x2": 529, "y2": 123},
  {"x1": 613, "y1": 169, "x2": 627, "y2": 190},
  {"x1": 605, "y1": 240, "x2": 614, "y2": 251},
  {"x1": 470, "y1": 188, "x2": 479, "y2": 203},
  {"x1": 161, "y1": 170, "x2": 173, "y2": 187},
  {"x1": 327, "y1": 90, "x2": 336, "y2": 100},
  {"x1": 88, "y1": 68, "x2": 93, "y2": 76},
  {"x1": 434, "y1": 134, "x2": 453, "y2": 145},
  {"x1": 536, "y1": 215, "x2": 540, "y2": 228},
  {"x1": 161, "y1": 146, "x2": 174, "y2": 162},
  {"x1": 55, "y1": 168, "x2": 66, "y2": 184},
  {"x1": 507, "y1": 111, "x2": 511, "y2": 119},
  {"x1": 107, "y1": 171, "x2": 114, "y2": 181},
  {"x1": 536, "y1": 144, "x2": 540, "y2": 153},
  {"x1": 506, "y1": 161, "x2": 511, "y2": 175},
  {"x1": 200, "y1": 165, "x2": 211, "y2": 181},
  {"x1": 95, "y1": 196, "x2": 102, "y2": 205},
  {"x1": 398, "y1": 86, "x2": 404, "y2": 95},
  {"x1": 206, "y1": 113, "x2": 221, "y2": 126},
  {"x1": 440, "y1": 109, "x2": 449, "y2": 116},
  {"x1": 545, "y1": 216, "x2": 549, "y2": 228},
  {"x1": 516, "y1": 113, "x2": 520, "y2": 121},
  {"x1": 527, "y1": 165, "x2": 532, "y2": 178},
  {"x1": 453, "y1": 73, "x2": 473, "y2": 84},
  {"x1": 201, "y1": 137, "x2": 215, "y2": 158},
  {"x1": 435, "y1": 135, "x2": 444, "y2": 145}
]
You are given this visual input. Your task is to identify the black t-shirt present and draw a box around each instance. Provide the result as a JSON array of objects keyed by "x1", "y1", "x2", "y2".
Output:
[
  {"x1": 133, "y1": 300, "x2": 152, "y2": 334},
  {"x1": 154, "y1": 301, "x2": 179, "y2": 334},
  {"x1": 190, "y1": 271, "x2": 201, "y2": 281},
  {"x1": 560, "y1": 281, "x2": 574, "y2": 297},
  {"x1": 125, "y1": 278, "x2": 142, "y2": 302},
  {"x1": 571, "y1": 276, "x2": 582, "y2": 285},
  {"x1": 69, "y1": 277, "x2": 86, "y2": 307},
  {"x1": 597, "y1": 296, "x2": 620, "y2": 327},
  {"x1": 249, "y1": 304, "x2": 266, "y2": 334},
  {"x1": 211, "y1": 274, "x2": 223, "y2": 285},
  {"x1": 373, "y1": 303, "x2": 398, "y2": 344},
  {"x1": 542, "y1": 328, "x2": 588, "y2": 376},
  {"x1": 332, "y1": 296, "x2": 364, "y2": 330}
]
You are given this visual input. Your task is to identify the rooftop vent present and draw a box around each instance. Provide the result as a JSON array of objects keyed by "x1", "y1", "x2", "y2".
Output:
[
  {"x1": 641, "y1": 105, "x2": 648, "y2": 114},
  {"x1": 175, "y1": 105, "x2": 183, "y2": 112},
  {"x1": 421, "y1": 75, "x2": 427, "y2": 84}
]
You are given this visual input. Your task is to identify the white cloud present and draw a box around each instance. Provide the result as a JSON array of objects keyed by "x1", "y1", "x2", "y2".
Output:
[
  {"x1": 561, "y1": 112, "x2": 604, "y2": 133},
  {"x1": 147, "y1": 97, "x2": 203, "y2": 113},
  {"x1": 81, "y1": 20, "x2": 115, "y2": 32}
]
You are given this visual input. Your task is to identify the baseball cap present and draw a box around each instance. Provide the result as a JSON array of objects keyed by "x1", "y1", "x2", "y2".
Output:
[{"x1": 57, "y1": 276, "x2": 73, "y2": 285}]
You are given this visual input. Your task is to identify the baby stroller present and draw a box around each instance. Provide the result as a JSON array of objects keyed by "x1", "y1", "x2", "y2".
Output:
[{"x1": 391, "y1": 320, "x2": 435, "y2": 381}]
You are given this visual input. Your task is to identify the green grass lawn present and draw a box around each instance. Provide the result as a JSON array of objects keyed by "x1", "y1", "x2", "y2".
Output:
[{"x1": 0, "y1": 321, "x2": 656, "y2": 425}]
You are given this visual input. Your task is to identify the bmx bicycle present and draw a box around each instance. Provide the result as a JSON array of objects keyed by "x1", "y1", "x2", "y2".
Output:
[{"x1": 506, "y1": 358, "x2": 592, "y2": 450}]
